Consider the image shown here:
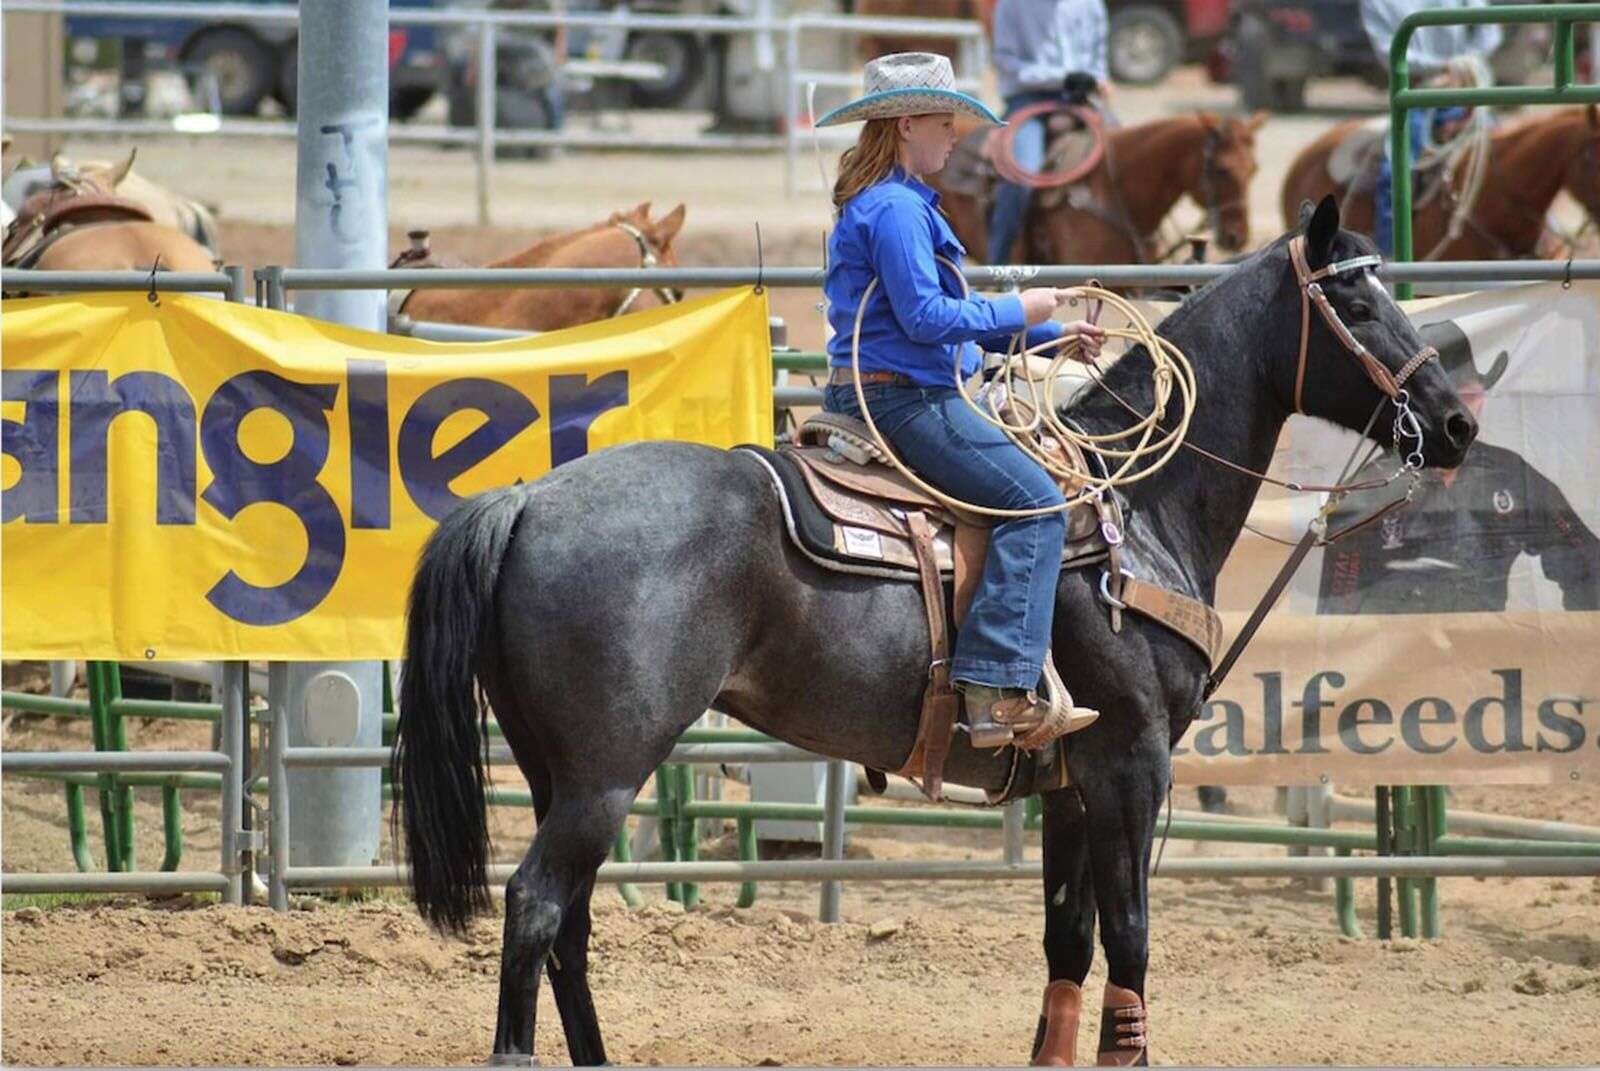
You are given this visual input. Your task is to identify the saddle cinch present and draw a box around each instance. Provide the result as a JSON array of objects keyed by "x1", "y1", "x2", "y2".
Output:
[{"x1": 739, "y1": 410, "x2": 1225, "y2": 803}]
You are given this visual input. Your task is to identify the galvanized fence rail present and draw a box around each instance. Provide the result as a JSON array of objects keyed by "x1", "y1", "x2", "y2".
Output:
[
  {"x1": 0, "y1": 0, "x2": 987, "y2": 217},
  {"x1": 4, "y1": 259, "x2": 1600, "y2": 930}
]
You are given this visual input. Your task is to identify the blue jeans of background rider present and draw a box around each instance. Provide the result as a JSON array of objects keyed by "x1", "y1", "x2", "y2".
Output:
[
  {"x1": 987, "y1": 91, "x2": 1061, "y2": 266},
  {"x1": 986, "y1": 90, "x2": 1119, "y2": 265},
  {"x1": 1375, "y1": 107, "x2": 1465, "y2": 255},
  {"x1": 823, "y1": 383, "x2": 1067, "y2": 690}
]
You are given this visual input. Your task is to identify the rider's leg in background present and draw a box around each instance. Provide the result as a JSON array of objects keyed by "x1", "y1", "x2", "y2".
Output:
[
  {"x1": 1375, "y1": 108, "x2": 1431, "y2": 256},
  {"x1": 986, "y1": 92, "x2": 1055, "y2": 265}
]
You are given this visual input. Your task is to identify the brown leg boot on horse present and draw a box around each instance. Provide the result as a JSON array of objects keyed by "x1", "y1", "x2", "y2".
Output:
[
  {"x1": 1095, "y1": 982, "x2": 1148, "y2": 1066},
  {"x1": 1032, "y1": 979, "x2": 1084, "y2": 1066},
  {"x1": 960, "y1": 654, "x2": 1100, "y2": 750}
]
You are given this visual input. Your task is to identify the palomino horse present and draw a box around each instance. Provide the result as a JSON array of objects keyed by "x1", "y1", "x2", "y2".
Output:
[
  {"x1": 1280, "y1": 104, "x2": 1600, "y2": 260},
  {"x1": 391, "y1": 196, "x2": 1474, "y2": 1065},
  {"x1": 395, "y1": 202, "x2": 688, "y2": 332},
  {"x1": 4, "y1": 150, "x2": 221, "y2": 257},
  {"x1": 2, "y1": 155, "x2": 217, "y2": 279},
  {"x1": 933, "y1": 111, "x2": 1267, "y2": 265}
]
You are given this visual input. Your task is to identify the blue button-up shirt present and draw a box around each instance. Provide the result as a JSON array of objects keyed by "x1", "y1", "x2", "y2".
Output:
[{"x1": 825, "y1": 168, "x2": 1063, "y2": 388}]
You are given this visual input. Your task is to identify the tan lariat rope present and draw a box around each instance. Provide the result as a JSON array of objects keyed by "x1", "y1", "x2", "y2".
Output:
[
  {"x1": 849, "y1": 256, "x2": 1197, "y2": 518},
  {"x1": 845, "y1": 236, "x2": 1439, "y2": 523}
]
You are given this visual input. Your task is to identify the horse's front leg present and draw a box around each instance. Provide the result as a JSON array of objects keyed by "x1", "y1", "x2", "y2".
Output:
[
  {"x1": 1032, "y1": 786, "x2": 1098, "y2": 1066},
  {"x1": 1074, "y1": 723, "x2": 1170, "y2": 1067}
]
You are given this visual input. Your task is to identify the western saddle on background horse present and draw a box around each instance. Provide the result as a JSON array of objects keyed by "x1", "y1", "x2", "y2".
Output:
[{"x1": 739, "y1": 400, "x2": 1223, "y2": 802}]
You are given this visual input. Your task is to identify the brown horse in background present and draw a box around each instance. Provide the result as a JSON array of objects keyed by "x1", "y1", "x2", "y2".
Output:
[
  {"x1": 931, "y1": 111, "x2": 1266, "y2": 265},
  {"x1": 2, "y1": 153, "x2": 217, "y2": 282},
  {"x1": 395, "y1": 202, "x2": 688, "y2": 332},
  {"x1": 1280, "y1": 105, "x2": 1600, "y2": 259}
]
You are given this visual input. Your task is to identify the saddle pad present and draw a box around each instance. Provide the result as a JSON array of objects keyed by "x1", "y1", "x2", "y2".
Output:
[{"x1": 739, "y1": 445, "x2": 1110, "y2": 580}]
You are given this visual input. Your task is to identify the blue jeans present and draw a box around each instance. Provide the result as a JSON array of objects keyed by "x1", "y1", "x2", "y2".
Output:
[
  {"x1": 986, "y1": 90, "x2": 1119, "y2": 265},
  {"x1": 986, "y1": 91, "x2": 1060, "y2": 266},
  {"x1": 824, "y1": 382, "x2": 1066, "y2": 689},
  {"x1": 1375, "y1": 108, "x2": 1467, "y2": 255}
]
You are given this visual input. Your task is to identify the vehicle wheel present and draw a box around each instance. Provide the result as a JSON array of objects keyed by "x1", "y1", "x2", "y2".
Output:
[
  {"x1": 624, "y1": 31, "x2": 704, "y2": 108},
  {"x1": 1107, "y1": 5, "x2": 1183, "y2": 85},
  {"x1": 183, "y1": 27, "x2": 276, "y2": 116},
  {"x1": 447, "y1": 80, "x2": 554, "y2": 158},
  {"x1": 390, "y1": 86, "x2": 435, "y2": 121},
  {"x1": 277, "y1": 39, "x2": 298, "y2": 114}
]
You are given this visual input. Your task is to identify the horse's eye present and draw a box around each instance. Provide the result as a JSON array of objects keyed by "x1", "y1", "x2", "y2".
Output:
[{"x1": 1348, "y1": 301, "x2": 1373, "y2": 321}]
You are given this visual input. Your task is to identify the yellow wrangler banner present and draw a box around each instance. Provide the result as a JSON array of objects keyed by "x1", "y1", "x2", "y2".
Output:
[{"x1": 2, "y1": 287, "x2": 772, "y2": 659}]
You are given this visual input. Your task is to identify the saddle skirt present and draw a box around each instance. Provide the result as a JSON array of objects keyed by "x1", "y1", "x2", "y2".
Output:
[{"x1": 754, "y1": 411, "x2": 1114, "y2": 585}]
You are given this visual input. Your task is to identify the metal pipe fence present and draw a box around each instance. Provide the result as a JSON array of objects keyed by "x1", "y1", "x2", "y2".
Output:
[
  {"x1": 7, "y1": 258, "x2": 1600, "y2": 925},
  {"x1": 0, "y1": 0, "x2": 987, "y2": 218}
]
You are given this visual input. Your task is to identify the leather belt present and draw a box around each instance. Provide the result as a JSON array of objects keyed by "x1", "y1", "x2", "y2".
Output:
[{"x1": 827, "y1": 368, "x2": 916, "y2": 387}]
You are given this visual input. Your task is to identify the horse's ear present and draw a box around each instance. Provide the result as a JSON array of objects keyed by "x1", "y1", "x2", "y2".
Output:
[
  {"x1": 1305, "y1": 193, "x2": 1339, "y2": 266},
  {"x1": 633, "y1": 201, "x2": 652, "y2": 220},
  {"x1": 1195, "y1": 111, "x2": 1219, "y2": 133},
  {"x1": 106, "y1": 148, "x2": 137, "y2": 189},
  {"x1": 652, "y1": 203, "x2": 687, "y2": 246},
  {"x1": 1246, "y1": 110, "x2": 1268, "y2": 133}
]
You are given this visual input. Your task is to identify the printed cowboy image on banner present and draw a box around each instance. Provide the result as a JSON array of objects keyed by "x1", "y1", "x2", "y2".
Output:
[
  {"x1": 1184, "y1": 281, "x2": 1600, "y2": 787},
  {"x1": 2, "y1": 288, "x2": 773, "y2": 659}
]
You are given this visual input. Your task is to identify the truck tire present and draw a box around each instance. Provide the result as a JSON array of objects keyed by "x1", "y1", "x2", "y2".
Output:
[
  {"x1": 1108, "y1": 5, "x2": 1183, "y2": 85},
  {"x1": 183, "y1": 27, "x2": 276, "y2": 116},
  {"x1": 624, "y1": 31, "x2": 705, "y2": 108}
]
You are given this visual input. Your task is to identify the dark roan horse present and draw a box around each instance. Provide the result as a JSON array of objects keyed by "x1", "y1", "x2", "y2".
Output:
[{"x1": 392, "y1": 197, "x2": 1477, "y2": 1065}]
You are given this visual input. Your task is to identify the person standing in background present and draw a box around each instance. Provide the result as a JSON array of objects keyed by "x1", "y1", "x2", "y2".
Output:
[{"x1": 986, "y1": 0, "x2": 1113, "y2": 265}]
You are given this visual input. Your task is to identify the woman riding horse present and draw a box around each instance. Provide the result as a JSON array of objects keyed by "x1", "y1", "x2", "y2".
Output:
[{"x1": 815, "y1": 52, "x2": 1106, "y2": 749}]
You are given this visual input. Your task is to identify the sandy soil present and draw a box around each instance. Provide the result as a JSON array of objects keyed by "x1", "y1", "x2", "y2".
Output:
[{"x1": 4, "y1": 698, "x2": 1599, "y2": 1067}]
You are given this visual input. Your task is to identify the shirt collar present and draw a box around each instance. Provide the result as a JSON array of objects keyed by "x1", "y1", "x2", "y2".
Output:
[{"x1": 890, "y1": 166, "x2": 940, "y2": 207}]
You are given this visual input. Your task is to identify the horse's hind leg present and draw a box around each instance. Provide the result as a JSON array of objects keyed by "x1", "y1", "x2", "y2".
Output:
[
  {"x1": 493, "y1": 789, "x2": 633, "y2": 1065},
  {"x1": 509, "y1": 752, "x2": 609, "y2": 1066},
  {"x1": 1077, "y1": 731, "x2": 1168, "y2": 1067},
  {"x1": 1033, "y1": 787, "x2": 1098, "y2": 1066},
  {"x1": 546, "y1": 873, "x2": 606, "y2": 1065}
]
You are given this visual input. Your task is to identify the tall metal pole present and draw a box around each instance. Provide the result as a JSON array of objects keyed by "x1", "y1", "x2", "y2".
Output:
[{"x1": 280, "y1": 0, "x2": 389, "y2": 876}]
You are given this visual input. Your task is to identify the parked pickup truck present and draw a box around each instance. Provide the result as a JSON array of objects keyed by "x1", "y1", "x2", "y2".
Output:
[{"x1": 64, "y1": 0, "x2": 452, "y2": 118}]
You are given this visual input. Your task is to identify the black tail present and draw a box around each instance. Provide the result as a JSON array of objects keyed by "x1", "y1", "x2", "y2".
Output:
[{"x1": 393, "y1": 485, "x2": 528, "y2": 935}]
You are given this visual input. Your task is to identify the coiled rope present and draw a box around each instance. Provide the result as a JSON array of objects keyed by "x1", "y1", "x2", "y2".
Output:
[{"x1": 848, "y1": 256, "x2": 1197, "y2": 519}]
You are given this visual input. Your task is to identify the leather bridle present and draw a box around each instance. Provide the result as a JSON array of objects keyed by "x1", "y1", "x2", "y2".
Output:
[
  {"x1": 611, "y1": 220, "x2": 682, "y2": 317},
  {"x1": 1287, "y1": 234, "x2": 1438, "y2": 416}
]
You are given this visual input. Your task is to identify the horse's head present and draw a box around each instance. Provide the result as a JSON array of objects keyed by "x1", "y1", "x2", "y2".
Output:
[
  {"x1": 1284, "y1": 195, "x2": 1476, "y2": 470},
  {"x1": 1194, "y1": 111, "x2": 1265, "y2": 254},
  {"x1": 1563, "y1": 105, "x2": 1600, "y2": 243},
  {"x1": 609, "y1": 200, "x2": 687, "y2": 267}
]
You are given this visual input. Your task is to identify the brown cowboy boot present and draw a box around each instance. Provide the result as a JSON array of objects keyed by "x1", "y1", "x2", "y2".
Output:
[
  {"x1": 1031, "y1": 979, "x2": 1084, "y2": 1066},
  {"x1": 961, "y1": 683, "x2": 1099, "y2": 751},
  {"x1": 1095, "y1": 982, "x2": 1148, "y2": 1066}
]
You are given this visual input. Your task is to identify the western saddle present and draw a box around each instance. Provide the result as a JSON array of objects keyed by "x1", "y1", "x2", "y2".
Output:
[{"x1": 739, "y1": 407, "x2": 1224, "y2": 803}]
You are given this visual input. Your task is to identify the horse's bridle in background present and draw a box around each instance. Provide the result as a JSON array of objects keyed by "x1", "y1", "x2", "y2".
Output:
[{"x1": 611, "y1": 220, "x2": 682, "y2": 317}]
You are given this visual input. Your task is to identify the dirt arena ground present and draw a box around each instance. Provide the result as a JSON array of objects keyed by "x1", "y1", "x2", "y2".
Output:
[
  {"x1": 4, "y1": 683, "x2": 1599, "y2": 1067},
  {"x1": 7, "y1": 65, "x2": 1600, "y2": 1067}
]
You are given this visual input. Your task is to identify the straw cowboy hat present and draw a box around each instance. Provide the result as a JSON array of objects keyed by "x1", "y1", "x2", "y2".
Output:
[{"x1": 815, "y1": 52, "x2": 1002, "y2": 128}]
